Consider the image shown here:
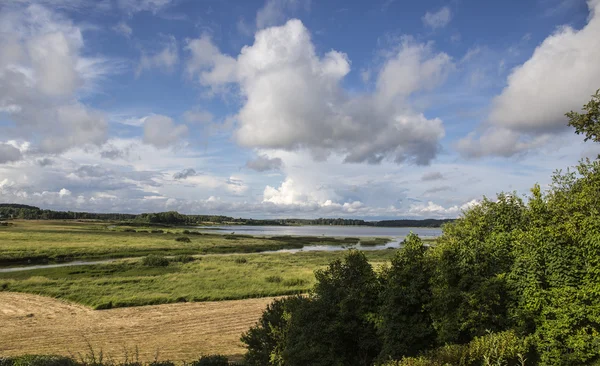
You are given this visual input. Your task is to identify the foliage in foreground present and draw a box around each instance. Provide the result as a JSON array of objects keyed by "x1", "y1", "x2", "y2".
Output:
[
  {"x1": 242, "y1": 91, "x2": 600, "y2": 365},
  {"x1": 0, "y1": 355, "x2": 237, "y2": 366}
]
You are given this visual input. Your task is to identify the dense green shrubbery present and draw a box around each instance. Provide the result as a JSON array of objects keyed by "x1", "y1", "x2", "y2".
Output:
[
  {"x1": 174, "y1": 237, "x2": 191, "y2": 243},
  {"x1": 0, "y1": 355, "x2": 77, "y2": 366},
  {"x1": 242, "y1": 91, "x2": 600, "y2": 366},
  {"x1": 189, "y1": 355, "x2": 229, "y2": 366},
  {"x1": 141, "y1": 255, "x2": 169, "y2": 267}
]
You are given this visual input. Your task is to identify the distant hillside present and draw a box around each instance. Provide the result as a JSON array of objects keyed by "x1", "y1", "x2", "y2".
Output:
[{"x1": 0, "y1": 204, "x2": 453, "y2": 227}]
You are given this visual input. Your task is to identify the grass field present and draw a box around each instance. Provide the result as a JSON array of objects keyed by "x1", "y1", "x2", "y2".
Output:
[
  {"x1": 0, "y1": 220, "x2": 388, "y2": 265},
  {"x1": 0, "y1": 292, "x2": 274, "y2": 362},
  {"x1": 0, "y1": 250, "x2": 396, "y2": 309}
]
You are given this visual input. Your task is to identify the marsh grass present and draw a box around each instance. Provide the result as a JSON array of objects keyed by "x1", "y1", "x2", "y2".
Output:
[
  {"x1": 0, "y1": 251, "x2": 395, "y2": 309},
  {"x1": 0, "y1": 221, "x2": 395, "y2": 265}
]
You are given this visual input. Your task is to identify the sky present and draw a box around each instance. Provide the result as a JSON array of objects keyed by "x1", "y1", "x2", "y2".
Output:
[{"x1": 0, "y1": 0, "x2": 599, "y2": 219}]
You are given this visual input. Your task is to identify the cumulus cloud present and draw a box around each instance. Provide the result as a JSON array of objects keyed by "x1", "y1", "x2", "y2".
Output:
[
  {"x1": 422, "y1": 7, "x2": 452, "y2": 29},
  {"x1": 0, "y1": 4, "x2": 110, "y2": 154},
  {"x1": 185, "y1": 34, "x2": 237, "y2": 88},
  {"x1": 186, "y1": 20, "x2": 450, "y2": 165},
  {"x1": 0, "y1": 144, "x2": 22, "y2": 164},
  {"x1": 246, "y1": 155, "x2": 283, "y2": 172},
  {"x1": 137, "y1": 35, "x2": 179, "y2": 76},
  {"x1": 113, "y1": 21, "x2": 132, "y2": 38},
  {"x1": 409, "y1": 199, "x2": 478, "y2": 218},
  {"x1": 458, "y1": 0, "x2": 600, "y2": 158},
  {"x1": 256, "y1": 0, "x2": 310, "y2": 29},
  {"x1": 173, "y1": 168, "x2": 197, "y2": 180},
  {"x1": 143, "y1": 115, "x2": 188, "y2": 148}
]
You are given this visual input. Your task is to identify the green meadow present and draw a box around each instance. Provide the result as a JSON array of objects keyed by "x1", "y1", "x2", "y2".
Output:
[{"x1": 0, "y1": 250, "x2": 396, "y2": 309}]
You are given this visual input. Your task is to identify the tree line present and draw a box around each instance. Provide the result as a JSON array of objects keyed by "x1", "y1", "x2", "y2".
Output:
[{"x1": 0, "y1": 204, "x2": 451, "y2": 227}]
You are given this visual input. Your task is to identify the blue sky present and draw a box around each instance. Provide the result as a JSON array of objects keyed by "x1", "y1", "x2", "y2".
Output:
[{"x1": 0, "y1": 0, "x2": 599, "y2": 218}]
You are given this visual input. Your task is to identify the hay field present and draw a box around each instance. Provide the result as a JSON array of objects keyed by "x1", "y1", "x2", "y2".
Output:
[{"x1": 0, "y1": 292, "x2": 275, "y2": 362}]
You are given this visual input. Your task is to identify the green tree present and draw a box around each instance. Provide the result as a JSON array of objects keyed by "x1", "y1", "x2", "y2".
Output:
[
  {"x1": 377, "y1": 233, "x2": 436, "y2": 362},
  {"x1": 567, "y1": 89, "x2": 600, "y2": 143},
  {"x1": 282, "y1": 250, "x2": 382, "y2": 366},
  {"x1": 241, "y1": 296, "x2": 307, "y2": 366},
  {"x1": 429, "y1": 193, "x2": 525, "y2": 344}
]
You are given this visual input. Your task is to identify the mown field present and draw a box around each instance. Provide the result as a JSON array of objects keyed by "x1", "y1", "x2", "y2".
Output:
[
  {"x1": 0, "y1": 292, "x2": 275, "y2": 362},
  {"x1": 0, "y1": 220, "x2": 388, "y2": 265}
]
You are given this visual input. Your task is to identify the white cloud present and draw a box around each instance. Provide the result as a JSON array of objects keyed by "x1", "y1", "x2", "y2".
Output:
[
  {"x1": 422, "y1": 7, "x2": 452, "y2": 29},
  {"x1": 458, "y1": 0, "x2": 600, "y2": 158},
  {"x1": 137, "y1": 35, "x2": 179, "y2": 76},
  {"x1": 59, "y1": 188, "x2": 71, "y2": 197},
  {"x1": 187, "y1": 20, "x2": 450, "y2": 165},
  {"x1": 185, "y1": 34, "x2": 237, "y2": 88},
  {"x1": 0, "y1": 4, "x2": 112, "y2": 154},
  {"x1": 143, "y1": 115, "x2": 188, "y2": 148},
  {"x1": 409, "y1": 199, "x2": 478, "y2": 218},
  {"x1": 113, "y1": 22, "x2": 132, "y2": 38}
]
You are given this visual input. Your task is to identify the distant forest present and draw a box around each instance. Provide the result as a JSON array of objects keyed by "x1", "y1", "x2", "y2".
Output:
[{"x1": 0, "y1": 203, "x2": 452, "y2": 227}]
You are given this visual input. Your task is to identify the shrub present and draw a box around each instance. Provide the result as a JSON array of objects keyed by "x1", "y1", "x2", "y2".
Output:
[
  {"x1": 182, "y1": 230, "x2": 191, "y2": 234},
  {"x1": 234, "y1": 257, "x2": 247, "y2": 264},
  {"x1": 0, "y1": 355, "x2": 77, "y2": 366},
  {"x1": 150, "y1": 230, "x2": 164, "y2": 234},
  {"x1": 265, "y1": 275, "x2": 282, "y2": 283},
  {"x1": 148, "y1": 362, "x2": 175, "y2": 366},
  {"x1": 170, "y1": 255, "x2": 196, "y2": 263},
  {"x1": 141, "y1": 254, "x2": 169, "y2": 267},
  {"x1": 282, "y1": 278, "x2": 306, "y2": 287},
  {"x1": 175, "y1": 236, "x2": 191, "y2": 243},
  {"x1": 190, "y1": 355, "x2": 229, "y2": 366},
  {"x1": 123, "y1": 228, "x2": 136, "y2": 233}
]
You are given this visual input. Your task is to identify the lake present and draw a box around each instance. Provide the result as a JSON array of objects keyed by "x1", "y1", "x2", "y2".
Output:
[
  {"x1": 199, "y1": 225, "x2": 442, "y2": 239},
  {"x1": 200, "y1": 225, "x2": 442, "y2": 252}
]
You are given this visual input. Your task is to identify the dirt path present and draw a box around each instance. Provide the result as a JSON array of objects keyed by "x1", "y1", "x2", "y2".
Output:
[{"x1": 0, "y1": 292, "x2": 274, "y2": 362}]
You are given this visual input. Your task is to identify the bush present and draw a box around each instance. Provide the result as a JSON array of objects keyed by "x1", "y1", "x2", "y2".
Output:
[
  {"x1": 175, "y1": 236, "x2": 191, "y2": 243},
  {"x1": 282, "y1": 278, "x2": 306, "y2": 287},
  {"x1": 265, "y1": 275, "x2": 282, "y2": 283},
  {"x1": 141, "y1": 254, "x2": 169, "y2": 267},
  {"x1": 170, "y1": 255, "x2": 196, "y2": 263},
  {"x1": 386, "y1": 330, "x2": 528, "y2": 366},
  {"x1": 150, "y1": 230, "x2": 164, "y2": 234},
  {"x1": 190, "y1": 355, "x2": 229, "y2": 366},
  {"x1": 0, "y1": 355, "x2": 77, "y2": 366},
  {"x1": 234, "y1": 257, "x2": 247, "y2": 264},
  {"x1": 123, "y1": 228, "x2": 136, "y2": 233}
]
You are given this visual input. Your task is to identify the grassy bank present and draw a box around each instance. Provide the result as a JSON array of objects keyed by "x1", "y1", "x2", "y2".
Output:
[
  {"x1": 0, "y1": 221, "x2": 391, "y2": 265},
  {"x1": 0, "y1": 250, "x2": 396, "y2": 309}
]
